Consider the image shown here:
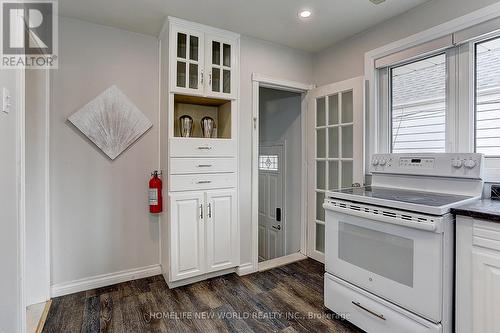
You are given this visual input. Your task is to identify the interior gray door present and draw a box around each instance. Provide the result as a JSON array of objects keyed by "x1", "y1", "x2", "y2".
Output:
[{"x1": 258, "y1": 144, "x2": 284, "y2": 261}]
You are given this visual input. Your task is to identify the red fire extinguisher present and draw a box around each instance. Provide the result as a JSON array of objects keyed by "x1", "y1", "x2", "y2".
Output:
[{"x1": 149, "y1": 170, "x2": 163, "y2": 213}]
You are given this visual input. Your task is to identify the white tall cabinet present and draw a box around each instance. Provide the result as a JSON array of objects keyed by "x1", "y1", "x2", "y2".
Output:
[
  {"x1": 456, "y1": 216, "x2": 500, "y2": 333},
  {"x1": 160, "y1": 17, "x2": 240, "y2": 287}
]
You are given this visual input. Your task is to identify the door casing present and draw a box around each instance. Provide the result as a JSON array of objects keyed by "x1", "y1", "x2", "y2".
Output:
[{"x1": 250, "y1": 73, "x2": 314, "y2": 273}]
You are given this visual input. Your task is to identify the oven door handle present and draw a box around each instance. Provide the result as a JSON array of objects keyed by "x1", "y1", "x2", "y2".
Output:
[{"x1": 322, "y1": 202, "x2": 438, "y2": 232}]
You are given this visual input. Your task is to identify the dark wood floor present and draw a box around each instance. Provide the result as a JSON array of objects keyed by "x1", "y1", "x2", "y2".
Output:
[{"x1": 43, "y1": 259, "x2": 362, "y2": 333}]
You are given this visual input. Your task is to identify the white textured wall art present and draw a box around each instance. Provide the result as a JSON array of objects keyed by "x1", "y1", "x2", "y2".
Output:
[{"x1": 68, "y1": 85, "x2": 152, "y2": 160}]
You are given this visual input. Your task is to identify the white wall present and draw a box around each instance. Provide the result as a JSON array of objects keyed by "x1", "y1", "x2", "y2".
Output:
[
  {"x1": 313, "y1": 0, "x2": 499, "y2": 85},
  {"x1": 259, "y1": 87, "x2": 302, "y2": 255},
  {"x1": 0, "y1": 70, "x2": 22, "y2": 333},
  {"x1": 25, "y1": 69, "x2": 50, "y2": 306},
  {"x1": 239, "y1": 36, "x2": 313, "y2": 265},
  {"x1": 50, "y1": 18, "x2": 160, "y2": 287}
]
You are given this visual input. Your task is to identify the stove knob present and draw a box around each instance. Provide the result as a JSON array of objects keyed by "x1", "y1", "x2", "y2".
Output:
[
  {"x1": 379, "y1": 160, "x2": 387, "y2": 166},
  {"x1": 372, "y1": 160, "x2": 379, "y2": 166},
  {"x1": 452, "y1": 160, "x2": 463, "y2": 168},
  {"x1": 464, "y1": 160, "x2": 476, "y2": 169}
]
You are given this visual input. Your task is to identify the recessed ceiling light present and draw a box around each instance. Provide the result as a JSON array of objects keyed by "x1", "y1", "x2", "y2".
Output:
[{"x1": 298, "y1": 10, "x2": 312, "y2": 18}]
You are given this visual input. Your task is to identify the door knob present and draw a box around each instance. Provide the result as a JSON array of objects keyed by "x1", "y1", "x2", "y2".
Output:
[{"x1": 272, "y1": 225, "x2": 281, "y2": 231}]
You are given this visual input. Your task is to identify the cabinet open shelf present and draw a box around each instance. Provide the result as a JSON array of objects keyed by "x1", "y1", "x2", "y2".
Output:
[{"x1": 173, "y1": 94, "x2": 232, "y2": 139}]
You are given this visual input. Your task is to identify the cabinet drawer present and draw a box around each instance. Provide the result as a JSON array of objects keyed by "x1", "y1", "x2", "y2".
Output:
[
  {"x1": 325, "y1": 274, "x2": 441, "y2": 333},
  {"x1": 170, "y1": 138, "x2": 236, "y2": 157},
  {"x1": 170, "y1": 173, "x2": 236, "y2": 191},
  {"x1": 170, "y1": 158, "x2": 236, "y2": 174},
  {"x1": 473, "y1": 220, "x2": 500, "y2": 251}
]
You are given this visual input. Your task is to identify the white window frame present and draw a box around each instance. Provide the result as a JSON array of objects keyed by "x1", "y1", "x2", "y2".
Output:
[{"x1": 365, "y1": 2, "x2": 500, "y2": 182}]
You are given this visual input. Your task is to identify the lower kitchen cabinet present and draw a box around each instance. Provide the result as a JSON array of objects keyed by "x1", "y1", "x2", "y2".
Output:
[
  {"x1": 456, "y1": 216, "x2": 500, "y2": 333},
  {"x1": 169, "y1": 189, "x2": 239, "y2": 282},
  {"x1": 206, "y1": 190, "x2": 238, "y2": 272},
  {"x1": 169, "y1": 192, "x2": 205, "y2": 281}
]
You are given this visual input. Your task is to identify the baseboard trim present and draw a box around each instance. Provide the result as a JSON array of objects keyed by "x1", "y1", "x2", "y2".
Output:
[
  {"x1": 51, "y1": 264, "x2": 162, "y2": 298},
  {"x1": 258, "y1": 252, "x2": 307, "y2": 272},
  {"x1": 236, "y1": 262, "x2": 257, "y2": 276}
]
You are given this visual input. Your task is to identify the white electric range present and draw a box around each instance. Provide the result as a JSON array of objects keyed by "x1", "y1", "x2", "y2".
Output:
[{"x1": 323, "y1": 153, "x2": 484, "y2": 333}]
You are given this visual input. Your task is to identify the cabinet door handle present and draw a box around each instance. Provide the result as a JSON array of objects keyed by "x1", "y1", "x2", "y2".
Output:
[
  {"x1": 272, "y1": 225, "x2": 281, "y2": 231},
  {"x1": 208, "y1": 203, "x2": 212, "y2": 218},
  {"x1": 197, "y1": 146, "x2": 212, "y2": 150},
  {"x1": 196, "y1": 180, "x2": 212, "y2": 184},
  {"x1": 200, "y1": 69, "x2": 204, "y2": 84},
  {"x1": 199, "y1": 204, "x2": 203, "y2": 219},
  {"x1": 351, "y1": 301, "x2": 386, "y2": 321},
  {"x1": 197, "y1": 164, "x2": 213, "y2": 168},
  {"x1": 209, "y1": 73, "x2": 212, "y2": 85}
]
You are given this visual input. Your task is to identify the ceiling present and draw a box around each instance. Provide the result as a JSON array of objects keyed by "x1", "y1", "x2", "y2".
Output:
[{"x1": 59, "y1": 0, "x2": 430, "y2": 52}]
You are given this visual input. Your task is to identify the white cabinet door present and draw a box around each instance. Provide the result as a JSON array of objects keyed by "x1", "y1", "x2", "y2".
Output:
[
  {"x1": 170, "y1": 27, "x2": 204, "y2": 96},
  {"x1": 205, "y1": 34, "x2": 236, "y2": 99},
  {"x1": 169, "y1": 192, "x2": 205, "y2": 281},
  {"x1": 472, "y1": 249, "x2": 500, "y2": 333},
  {"x1": 205, "y1": 189, "x2": 238, "y2": 272}
]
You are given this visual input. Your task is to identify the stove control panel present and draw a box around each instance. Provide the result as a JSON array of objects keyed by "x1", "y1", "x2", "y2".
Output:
[
  {"x1": 370, "y1": 153, "x2": 484, "y2": 179},
  {"x1": 398, "y1": 157, "x2": 435, "y2": 169}
]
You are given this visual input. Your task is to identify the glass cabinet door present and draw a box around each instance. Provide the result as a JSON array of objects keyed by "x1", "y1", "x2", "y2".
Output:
[
  {"x1": 174, "y1": 30, "x2": 203, "y2": 94},
  {"x1": 207, "y1": 36, "x2": 234, "y2": 97}
]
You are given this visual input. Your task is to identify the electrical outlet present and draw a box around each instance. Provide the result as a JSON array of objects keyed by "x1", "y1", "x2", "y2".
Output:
[{"x1": 2, "y1": 87, "x2": 11, "y2": 113}]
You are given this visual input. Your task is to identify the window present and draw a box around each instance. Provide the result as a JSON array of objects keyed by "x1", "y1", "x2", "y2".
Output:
[
  {"x1": 390, "y1": 54, "x2": 447, "y2": 153},
  {"x1": 371, "y1": 16, "x2": 500, "y2": 180},
  {"x1": 475, "y1": 36, "x2": 500, "y2": 157},
  {"x1": 259, "y1": 155, "x2": 278, "y2": 171}
]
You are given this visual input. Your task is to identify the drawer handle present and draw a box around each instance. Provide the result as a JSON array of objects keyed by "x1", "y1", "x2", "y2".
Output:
[
  {"x1": 197, "y1": 146, "x2": 212, "y2": 150},
  {"x1": 352, "y1": 301, "x2": 386, "y2": 321},
  {"x1": 197, "y1": 164, "x2": 213, "y2": 168},
  {"x1": 196, "y1": 180, "x2": 212, "y2": 184}
]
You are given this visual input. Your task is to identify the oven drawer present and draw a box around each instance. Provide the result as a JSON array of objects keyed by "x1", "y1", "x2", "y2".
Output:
[
  {"x1": 325, "y1": 274, "x2": 442, "y2": 333},
  {"x1": 170, "y1": 158, "x2": 236, "y2": 174},
  {"x1": 170, "y1": 138, "x2": 236, "y2": 157},
  {"x1": 169, "y1": 173, "x2": 236, "y2": 192}
]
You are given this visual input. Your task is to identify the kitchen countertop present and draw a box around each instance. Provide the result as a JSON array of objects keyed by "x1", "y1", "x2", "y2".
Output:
[{"x1": 451, "y1": 199, "x2": 500, "y2": 223}]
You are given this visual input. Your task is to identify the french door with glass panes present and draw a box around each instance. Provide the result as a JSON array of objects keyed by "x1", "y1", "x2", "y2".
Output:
[{"x1": 307, "y1": 77, "x2": 364, "y2": 263}]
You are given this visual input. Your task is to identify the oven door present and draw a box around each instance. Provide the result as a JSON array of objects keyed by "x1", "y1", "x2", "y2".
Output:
[{"x1": 324, "y1": 205, "x2": 443, "y2": 322}]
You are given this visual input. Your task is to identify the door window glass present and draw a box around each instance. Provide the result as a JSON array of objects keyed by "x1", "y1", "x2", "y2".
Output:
[{"x1": 259, "y1": 155, "x2": 278, "y2": 171}]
